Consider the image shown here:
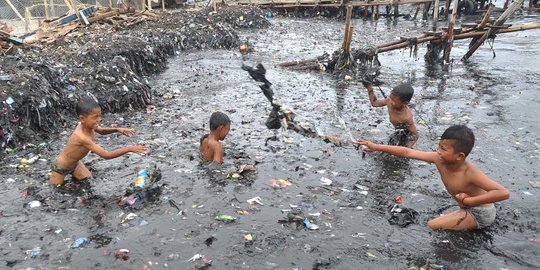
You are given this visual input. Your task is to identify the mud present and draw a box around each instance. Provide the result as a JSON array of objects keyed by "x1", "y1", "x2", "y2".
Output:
[{"x1": 1, "y1": 6, "x2": 540, "y2": 270}]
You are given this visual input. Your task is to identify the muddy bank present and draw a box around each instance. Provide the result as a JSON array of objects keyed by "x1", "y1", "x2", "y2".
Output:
[{"x1": 0, "y1": 7, "x2": 269, "y2": 152}]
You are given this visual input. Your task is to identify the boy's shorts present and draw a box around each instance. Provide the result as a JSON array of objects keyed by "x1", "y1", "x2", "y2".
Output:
[
  {"x1": 388, "y1": 125, "x2": 414, "y2": 146},
  {"x1": 51, "y1": 162, "x2": 75, "y2": 176},
  {"x1": 467, "y1": 204, "x2": 496, "y2": 229}
]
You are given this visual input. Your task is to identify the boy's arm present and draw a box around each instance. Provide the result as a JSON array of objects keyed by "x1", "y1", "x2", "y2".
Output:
[
  {"x1": 406, "y1": 120, "x2": 419, "y2": 148},
  {"x1": 81, "y1": 137, "x2": 146, "y2": 159},
  {"x1": 365, "y1": 83, "x2": 387, "y2": 107},
  {"x1": 212, "y1": 143, "x2": 224, "y2": 164},
  {"x1": 95, "y1": 126, "x2": 135, "y2": 136},
  {"x1": 460, "y1": 167, "x2": 510, "y2": 207},
  {"x1": 356, "y1": 140, "x2": 438, "y2": 163}
]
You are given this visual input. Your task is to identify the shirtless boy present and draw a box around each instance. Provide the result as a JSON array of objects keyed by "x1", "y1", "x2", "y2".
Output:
[
  {"x1": 357, "y1": 125, "x2": 510, "y2": 230},
  {"x1": 50, "y1": 97, "x2": 147, "y2": 186},
  {"x1": 199, "y1": 111, "x2": 231, "y2": 164},
  {"x1": 364, "y1": 82, "x2": 419, "y2": 148}
]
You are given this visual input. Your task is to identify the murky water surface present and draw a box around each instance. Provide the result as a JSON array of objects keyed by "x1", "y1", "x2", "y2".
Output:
[{"x1": 1, "y1": 10, "x2": 540, "y2": 270}]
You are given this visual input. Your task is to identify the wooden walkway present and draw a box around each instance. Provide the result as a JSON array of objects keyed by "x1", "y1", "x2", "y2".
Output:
[{"x1": 234, "y1": 0, "x2": 434, "y2": 8}]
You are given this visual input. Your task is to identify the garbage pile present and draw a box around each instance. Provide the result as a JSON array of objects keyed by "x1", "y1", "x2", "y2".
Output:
[{"x1": 0, "y1": 6, "x2": 270, "y2": 153}]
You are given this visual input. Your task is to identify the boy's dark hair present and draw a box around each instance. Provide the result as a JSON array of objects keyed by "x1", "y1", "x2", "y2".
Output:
[
  {"x1": 76, "y1": 97, "x2": 100, "y2": 116},
  {"x1": 209, "y1": 111, "x2": 230, "y2": 131},
  {"x1": 391, "y1": 83, "x2": 414, "y2": 103},
  {"x1": 441, "y1": 125, "x2": 475, "y2": 157}
]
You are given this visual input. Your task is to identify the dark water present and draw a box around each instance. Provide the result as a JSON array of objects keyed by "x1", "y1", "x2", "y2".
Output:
[{"x1": 1, "y1": 10, "x2": 540, "y2": 270}]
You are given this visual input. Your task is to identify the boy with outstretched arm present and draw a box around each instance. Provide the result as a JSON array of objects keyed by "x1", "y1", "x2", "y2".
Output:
[
  {"x1": 200, "y1": 111, "x2": 231, "y2": 164},
  {"x1": 50, "y1": 97, "x2": 147, "y2": 186},
  {"x1": 364, "y1": 82, "x2": 419, "y2": 148},
  {"x1": 357, "y1": 125, "x2": 510, "y2": 230}
]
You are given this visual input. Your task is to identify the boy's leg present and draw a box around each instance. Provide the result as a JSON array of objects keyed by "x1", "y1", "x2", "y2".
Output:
[
  {"x1": 427, "y1": 208, "x2": 478, "y2": 230},
  {"x1": 50, "y1": 171, "x2": 67, "y2": 185},
  {"x1": 72, "y1": 161, "x2": 92, "y2": 181}
]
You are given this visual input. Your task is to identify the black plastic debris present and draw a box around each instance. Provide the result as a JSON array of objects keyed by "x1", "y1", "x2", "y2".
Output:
[{"x1": 388, "y1": 204, "x2": 419, "y2": 227}]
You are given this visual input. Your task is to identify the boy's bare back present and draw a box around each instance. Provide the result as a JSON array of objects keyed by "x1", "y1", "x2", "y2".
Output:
[
  {"x1": 55, "y1": 124, "x2": 95, "y2": 170},
  {"x1": 199, "y1": 136, "x2": 224, "y2": 164}
]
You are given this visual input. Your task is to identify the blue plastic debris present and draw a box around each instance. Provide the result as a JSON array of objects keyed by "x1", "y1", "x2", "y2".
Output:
[
  {"x1": 71, "y1": 237, "x2": 89, "y2": 248},
  {"x1": 303, "y1": 218, "x2": 319, "y2": 230},
  {"x1": 0, "y1": 75, "x2": 12, "y2": 81}
]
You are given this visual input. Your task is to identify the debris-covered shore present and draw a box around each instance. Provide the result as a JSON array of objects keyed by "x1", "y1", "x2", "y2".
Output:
[{"x1": 0, "y1": 7, "x2": 270, "y2": 153}]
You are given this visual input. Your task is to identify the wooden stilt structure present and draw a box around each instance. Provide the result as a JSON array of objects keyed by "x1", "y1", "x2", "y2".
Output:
[
  {"x1": 432, "y1": 0, "x2": 439, "y2": 31},
  {"x1": 463, "y1": 0, "x2": 525, "y2": 61},
  {"x1": 442, "y1": 0, "x2": 459, "y2": 64}
]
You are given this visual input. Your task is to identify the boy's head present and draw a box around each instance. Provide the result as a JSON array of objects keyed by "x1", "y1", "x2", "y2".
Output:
[
  {"x1": 389, "y1": 83, "x2": 414, "y2": 107},
  {"x1": 209, "y1": 111, "x2": 231, "y2": 140},
  {"x1": 438, "y1": 125, "x2": 475, "y2": 161},
  {"x1": 76, "y1": 97, "x2": 102, "y2": 129}
]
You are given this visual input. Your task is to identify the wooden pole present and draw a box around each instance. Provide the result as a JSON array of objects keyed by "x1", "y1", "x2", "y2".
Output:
[
  {"x1": 478, "y1": 4, "x2": 494, "y2": 29},
  {"x1": 444, "y1": 0, "x2": 451, "y2": 17},
  {"x1": 51, "y1": 0, "x2": 56, "y2": 18},
  {"x1": 6, "y1": 0, "x2": 25, "y2": 20},
  {"x1": 462, "y1": 0, "x2": 525, "y2": 61},
  {"x1": 109, "y1": 0, "x2": 113, "y2": 8},
  {"x1": 455, "y1": 23, "x2": 540, "y2": 39},
  {"x1": 346, "y1": 26, "x2": 354, "y2": 53},
  {"x1": 342, "y1": 5, "x2": 352, "y2": 50},
  {"x1": 442, "y1": 0, "x2": 459, "y2": 63},
  {"x1": 24, "y1": 7, "x2": 30, "y2": 32},
  {"x1": 44, "y1": 0, "x2": 50, "y2": 19},
  {"x1": 432, "y1": 0, "x2": 439, "y2": 31}
]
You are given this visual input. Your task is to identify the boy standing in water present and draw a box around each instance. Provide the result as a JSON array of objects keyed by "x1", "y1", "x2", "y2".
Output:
[
  {"x1": 50, "y1": 97, "x2": 147, "y2": 186},
  {"x1": 357, "y1": 125, "x2": 510, "y2": 230},
  {"x1": 364, "y1": 82, "x2": 419, "y2": 148},
  {"x1": 200, "y1": 111, "x2": 231, "y2": 164}
]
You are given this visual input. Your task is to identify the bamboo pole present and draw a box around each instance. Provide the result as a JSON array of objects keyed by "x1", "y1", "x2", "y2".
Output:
[
  {"x1": 44, "y1": 0, "x2": 50, "y2": 19},
  {"x1": 24, "y1": 7, "x2": 30, "y2": 32},
  {"x1": 346, "y1": 26, "x2": 354, "y2": 53},
  {"x1": 6, "y1": 0, "x2": 25, "y2": 20},
  {"x1": 444, "y1": 0, "x2": 451, "y2": 17},
  {"x1": 162, "y1": 0, "x2": 166, "y2": 10},
  {"x1": 432, "y1": 0, "x2": 439, "y2": 31},
  {"x1": 462, "y1": 0, "x2": 525, "y2": 61},
  {"x1": 455, "y1": 23, "x2": 540, "y2": 39},
  {"x1": 478, "y1": 4, "x2": 494, "y2": 29},
  {"x1": 342, "y1": 5, "x2": 352, "y2": 50},
  {"x1": 442, "y1": 0, "x2": 459, "y2": 63}
]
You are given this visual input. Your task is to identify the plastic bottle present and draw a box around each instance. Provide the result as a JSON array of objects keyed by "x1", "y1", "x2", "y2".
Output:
[{"x1": 134, "y1": 169, "x2": 148, "y2": 188}]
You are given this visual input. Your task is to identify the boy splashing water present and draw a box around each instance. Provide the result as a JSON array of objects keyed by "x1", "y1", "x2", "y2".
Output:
[
  {"x1": 50, "y1": 97, "x2": 147, "y2": 187},
  {"x1": 358, "y1": 125, "x2": 510, "y2": 230},
  {"x1": 364, "y1": 82, "x2": 419, "y2": 148}
]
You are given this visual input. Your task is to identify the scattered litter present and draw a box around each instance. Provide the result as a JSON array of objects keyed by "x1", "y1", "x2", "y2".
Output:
[
  {"x1": 394, "y1": 196, "x2": 403, "y2": 204},
  {"x1": 71, "y1": 237, "x2": 89, "y2": 248},
  {"x1": 28, "y1": 247, "x2": 41, "y2": 258},
  {"x1": 320, "y1": 177, "x2": 332, "y2": 186},
  {"x1": 121, "y1": 213, "x2": 138, "y2": 223},
  {"x1": 243, "y1": 234, "x2": 253, "y2": 241},
  {"x1": 215, "y1": 214, "x2": 237, "y2": 223},
  {"x1": 388, "y1": 204, "x2": 419, "y2": 227},
  {"x1": 247, "y1": 196, "x2": 264, "y2": 205},
  {"x1": 139, "y1": 219, "x2": 149, "y2": 226},
  {"x1": 529, "y1": 237, "x2": 540, "y2": 244},
  {"x1": 204, "y1": 236, "x2": 216, "y2": 247},
  {"x1": 187, "y1": 254, "x2": 203, "y2": 262},
  {"x1": 366, "y1": 251, "x2": 377, "y2": 258},
  {"x1": 352, "y1": 233, "x2": 367, "y2": 239},
  {"x1": 271, "y1": 179, "x2": 291, "y2": 188},
  {"x1": 303, "y1": 218, "x2": 319, "y2": 230},
  {"x1": 114, "y1": 249, "x2": 129, "y2": 260},
  {"x1": 522, "y1": 191, "x2": 533, "y2": 196},
  {"x1": 529, "y1": 181, "x2": 540, "y2": 189},
  {"x1": 28, "y1": 201, "x2": 41, "y2": 208},
  {"x1": 236, "y1": 210, "x2": 249, "y2": 215}
]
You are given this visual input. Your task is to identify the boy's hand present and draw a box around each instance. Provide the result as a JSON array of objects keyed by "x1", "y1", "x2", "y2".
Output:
[
  {"x1": 362, "y1": 80, "x2": 372, "y2": 88},
  {"x1": 118, "y1": 128, "x2": 135, "y2": 137},
  {"x1": 130, "y1": 145, "x2": 148, "y2": 155},
  {"x1": 354, "y1": 139, "x2": 377, "y2": 152},
  {"x1": 455, "y1": 193, "x2": 471, "y2": 208}
]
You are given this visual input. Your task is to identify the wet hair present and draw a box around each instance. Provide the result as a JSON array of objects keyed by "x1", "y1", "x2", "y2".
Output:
[
  {"x1": 391, "y1": 83, "x2": 414, "y2": 103},
  {"x1": 76, "y1": 97, "x2": 100, "y2": 116},
  {"x1": 209, "y1": 111, "x2": 230, "y2": 131},
  {"x1": 440, "y1": 125, "x2": 475, "y2": 157}
]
